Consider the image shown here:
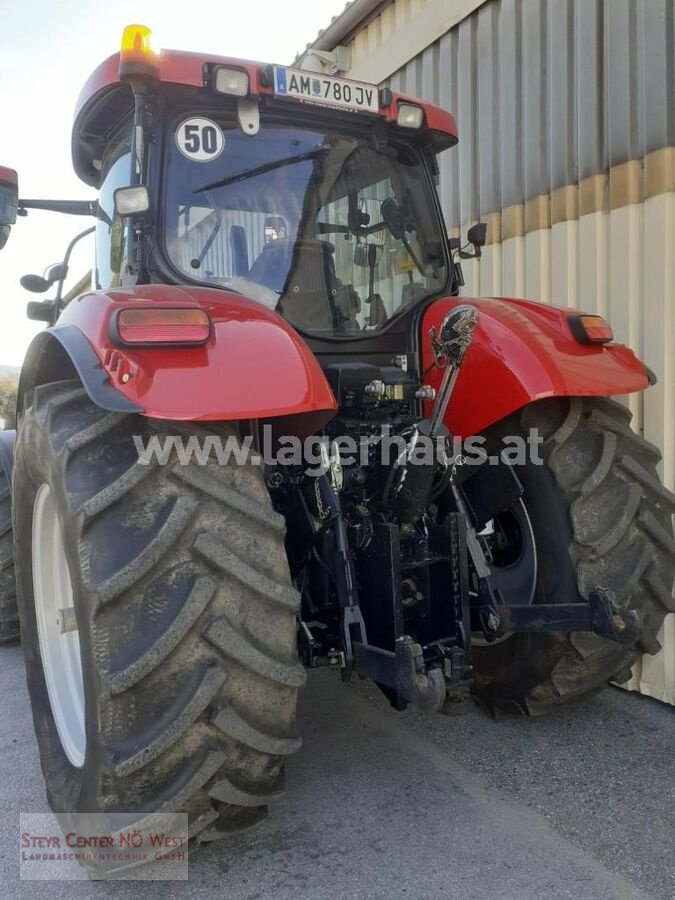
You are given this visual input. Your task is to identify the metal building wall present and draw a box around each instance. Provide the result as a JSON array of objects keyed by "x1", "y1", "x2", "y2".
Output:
[
  {"x1": 312, "y1": 0, "x2": 675, "y2": 703},
  {"x1": 380, "y1": 1, "x2": 675, "y2": 495}
]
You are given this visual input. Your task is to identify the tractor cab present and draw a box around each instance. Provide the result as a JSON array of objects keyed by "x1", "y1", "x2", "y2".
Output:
[
  {"x1": 68, "y1": 25, "x2": 460, "y2": 345},
  {"x1": 161, "y1": 115, "x2": 448, "y2": 334}
]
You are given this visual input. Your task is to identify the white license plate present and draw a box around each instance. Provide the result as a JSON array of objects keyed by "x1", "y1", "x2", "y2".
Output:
[{"x1": 273, "y1": 67, "x2": 379, "y2": 114}]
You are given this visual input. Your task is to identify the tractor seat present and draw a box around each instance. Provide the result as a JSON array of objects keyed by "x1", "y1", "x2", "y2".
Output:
[
  {"x1": 249, "y1": 239, "x2": 336, "y2": 295},
  {"x1": 251, "y1": 239, "x2": 340, "y2": 331}
]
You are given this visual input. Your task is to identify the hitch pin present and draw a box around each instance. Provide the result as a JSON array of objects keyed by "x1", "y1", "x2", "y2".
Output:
[{"x1": 300, "y1": 619, "x2": 317, "y2": 647}]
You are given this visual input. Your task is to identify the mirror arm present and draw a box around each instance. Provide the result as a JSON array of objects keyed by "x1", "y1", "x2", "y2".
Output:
[
  {"x1": 18, "y1": 199, "x2": 98, "y2": 217},
  {"x1": 54, "y1": 225, "x2": 96, "y2": 309}
]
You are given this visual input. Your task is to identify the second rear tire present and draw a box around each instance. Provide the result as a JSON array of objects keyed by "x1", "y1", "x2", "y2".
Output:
[{"x1": 472, "y1": 396, "x2": 675, "y2": 714}]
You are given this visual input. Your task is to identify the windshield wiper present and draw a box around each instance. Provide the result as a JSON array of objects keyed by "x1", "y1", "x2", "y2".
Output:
[
  {"x1": 190, "y1": 217, "x2": 221, "y2": 270},
  {"x1": 193, "y1": 148, "x2": 329, "y2": 195}
]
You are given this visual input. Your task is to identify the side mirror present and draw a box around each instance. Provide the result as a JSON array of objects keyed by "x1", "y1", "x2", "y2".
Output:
[
  {"x1": 459, "y1": 222, "x2": 487, "y2": 260},
  {"x1": 467, "y1": 222, "x2": 487, "y2": 248},
  {"x1": 44, "y1": 262, "x2": 68, "y2": 283},
  {"x1": 20, "y1": 262, "x2": 69, "y2": 294},
  {"x1": 20, "y1": 274, "x2": 51, "y2": 293}
]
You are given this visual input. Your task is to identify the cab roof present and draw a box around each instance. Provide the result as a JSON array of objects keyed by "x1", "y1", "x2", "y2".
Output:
[{"x1": 73, "y1": 50, "x2": 458, "y2": 187}]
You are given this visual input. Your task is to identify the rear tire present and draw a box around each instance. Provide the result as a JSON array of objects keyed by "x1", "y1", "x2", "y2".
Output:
[
  {"x1": 0, "y1": 464, "x2": 18, "y2": 644},
  {"x1": 14, "y1": 381, "x2": 304, "y2": 868},
  {"x1": 472, "y1": 397, "x2": 675, "y2": 714}
]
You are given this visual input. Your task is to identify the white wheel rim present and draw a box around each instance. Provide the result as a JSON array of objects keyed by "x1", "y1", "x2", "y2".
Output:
[{"x1": 32, "y1": 483, "x2": 85, "y2": 768}]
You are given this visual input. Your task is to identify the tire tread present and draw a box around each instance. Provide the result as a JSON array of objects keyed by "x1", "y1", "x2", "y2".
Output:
[{"x1": 13, "y1": 381, "x2": 301, "y2": 867}]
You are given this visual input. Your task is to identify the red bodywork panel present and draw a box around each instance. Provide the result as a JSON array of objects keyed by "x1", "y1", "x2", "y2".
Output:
[
  {"x1": 58, "y1": 285, "x2": 337, "y2": 423},
  {"x1": 72, "y1": 51, "x2": 457, "y2": 185},
  {"x1": 0, "y1": 167, "x2": 17, "y2": 187},
  {"x1": 54, "y1": 289, "x2": 648, "y2": 431},
  {"x1": 420, "y1": 297, "x2": 650, "y2": 437}
]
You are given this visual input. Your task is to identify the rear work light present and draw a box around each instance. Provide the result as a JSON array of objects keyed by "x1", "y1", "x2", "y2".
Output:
[
  {"x1": 212, "y1": 66, "x2": 250, "y2": 97},
  {"x1": 114, "y1": 186, "x2": 150, "y2": 217},
  {"x1": 397, "y1": 103, "x2": 425, "y2": 129},
  {"x1": 112, "y1": 308, "x2": 211, "y2": 346},
  {"x1": 568, "y1": 314, "x2": 614, "y2": 344}
]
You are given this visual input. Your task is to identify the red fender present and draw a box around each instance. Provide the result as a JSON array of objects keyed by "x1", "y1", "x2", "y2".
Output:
[
  {"x1": 420, "y1": 296, "x2": 650, "y2": 437},
  {"x1": 56, "y1": 285, "x2": 337, "y2": 423}
]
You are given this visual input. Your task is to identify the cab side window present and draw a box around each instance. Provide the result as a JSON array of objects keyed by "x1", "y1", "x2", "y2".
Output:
[{"x1": 95, "y1": 126, "x2": 132, "y2": 289}]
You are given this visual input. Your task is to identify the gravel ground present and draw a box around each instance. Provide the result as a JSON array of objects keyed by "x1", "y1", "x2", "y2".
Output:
[{"x1": 1, "y1": 643, "x2": 672, "y2": 899}]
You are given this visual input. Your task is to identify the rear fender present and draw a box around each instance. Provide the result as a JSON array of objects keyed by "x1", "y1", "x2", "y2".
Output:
[
  {"x1": 19, "y1": 285, "x2": 337, "y2": 428},
  {"x1": 420, "y1": 297, "x2": 650, "y2": 436}
]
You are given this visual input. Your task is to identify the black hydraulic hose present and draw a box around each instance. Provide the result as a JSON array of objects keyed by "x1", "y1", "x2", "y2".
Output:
[{"x1": 315, "y1": 474, "x2": 358, "y2": 608}]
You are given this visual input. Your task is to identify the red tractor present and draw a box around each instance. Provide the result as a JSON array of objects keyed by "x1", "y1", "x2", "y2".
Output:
[{"x1": 0, "y1": 25, "x2": 672, "y2": 857}]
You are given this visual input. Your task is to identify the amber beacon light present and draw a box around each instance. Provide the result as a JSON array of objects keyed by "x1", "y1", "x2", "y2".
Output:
[{"x1": 119, "y1": 24, "x2": 160, "y2": 80}]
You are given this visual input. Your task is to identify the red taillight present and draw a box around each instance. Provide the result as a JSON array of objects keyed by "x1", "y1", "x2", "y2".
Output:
[
  {"x1": 568, "y1": 314, "x2": 614, "y2": 344},
  {"x1": 114, "y1": 308, "x2": 211, "y2": 346}
]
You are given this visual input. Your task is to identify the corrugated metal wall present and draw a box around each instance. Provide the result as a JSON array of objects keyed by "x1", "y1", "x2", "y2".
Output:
[
  {"x1": 381, "y1": 0, "x2": 675, "y2": 500},
  {"x1": 386, "y1": 0, "x2": 674, "y2": 225},
  {"x1": 324, "y1": 0, "x2": 675, "y2": 703}
]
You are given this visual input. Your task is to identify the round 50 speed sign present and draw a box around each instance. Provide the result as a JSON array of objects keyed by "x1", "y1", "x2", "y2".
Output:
[{"x1": 175, "y1": 117, "x2": 225, "y2": 162}]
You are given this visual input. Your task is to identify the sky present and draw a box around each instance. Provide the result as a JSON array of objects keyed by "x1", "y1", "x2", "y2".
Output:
[{"x1": 0, "y1": 0, "x2": 349, "y2": 366}]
